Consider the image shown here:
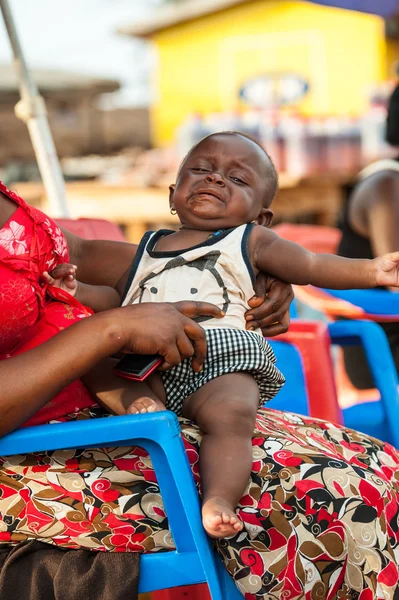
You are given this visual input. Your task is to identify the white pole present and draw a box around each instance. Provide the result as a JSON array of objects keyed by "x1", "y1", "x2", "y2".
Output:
[{"x1": 0, "y1": 0, "x2": 70, "y2": 217}]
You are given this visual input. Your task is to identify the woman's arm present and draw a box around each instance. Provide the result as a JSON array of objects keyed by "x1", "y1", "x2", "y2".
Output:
[
  {"x1": 0, "y1": 311, "x2": 122, "y2": 437},
  {"x1": 0, "y1": 301, "x2": 223, "y2": 437},
  {"x1": 363, "y1": 174, "x2": 399, "y2": 256},
  {"x1": 62, "y1": 228, "x2": 138, "y2": 291}
]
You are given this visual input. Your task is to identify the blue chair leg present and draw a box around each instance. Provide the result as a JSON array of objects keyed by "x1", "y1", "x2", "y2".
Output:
[
  {"x1": 143, "y1": 437, "x2": 224, "y2": 599},
  {"x1": 0, "y1": 412, "x2": 226, "y2": 599},
  {"x1": 328, "y1": 320, "x2": 399, "y2": 447}
]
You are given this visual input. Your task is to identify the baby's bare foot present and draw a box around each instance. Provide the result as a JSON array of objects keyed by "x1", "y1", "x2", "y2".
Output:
[
  {"x1": 202, "y1": 496, "x2": 243, "y2": 538},
  {"x1": 127, "y1": 397, "x2": 165, "y2": 415}
]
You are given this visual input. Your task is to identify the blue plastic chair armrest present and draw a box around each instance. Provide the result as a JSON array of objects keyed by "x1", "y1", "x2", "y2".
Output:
[
  {"x1": 323, "y1": 288, "x2": 399, "y2": 316},
  {"x1": 0, "y1": 412, "x2": 181, "y2": 456},
  {"x1": 328, "y1": 320, "x2": 399, "y2": 447},
  {"x1": 0, "y1": 412, "x2": 227, "y2": 599}
]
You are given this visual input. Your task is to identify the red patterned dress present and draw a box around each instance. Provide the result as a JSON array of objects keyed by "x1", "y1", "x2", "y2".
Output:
[
  {"x1": 0, "y1": 182, "x2": 94, "y2": 425},
  {"x1": 1, "y1": 182, "x2": 399, "y2": 599}
]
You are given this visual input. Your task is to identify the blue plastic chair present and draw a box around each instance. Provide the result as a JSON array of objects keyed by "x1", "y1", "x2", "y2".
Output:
[
  {"x1": 271, "y1": 319, "x2": 399, "y2": 446},
  {"x1": 268, "y1": 340, "x2": 309, "y2": 415},
  {"x1": 0, "y1": 412, "x2": 243, "y2": 599},
  {"x1": 0, "y1": 347, "x2": 307, "y2": 600},
  {"x1": 328, "y1": 320, "x2": 399, "y2": 447},
  {"x1": 323, "y1": 288, "x2": 399, "y2": 317},
  {"x1": 290, "y1": 299, "x2": 299, "y2": 319},
  {"x1": 1, "y1": 326, "x2": 395, "y2": 597}
]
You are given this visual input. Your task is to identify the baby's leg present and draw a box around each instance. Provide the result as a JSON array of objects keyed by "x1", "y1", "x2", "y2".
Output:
[
  {"x1": 183, "y1": 372, "x2": 259, "y2": 538},
  {"x1": 83, "y1": 358, "x2": 166, "y2": 415}
]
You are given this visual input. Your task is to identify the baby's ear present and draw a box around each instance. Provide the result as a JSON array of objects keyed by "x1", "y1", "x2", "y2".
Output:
[
  {"x1": 169, "y1": 184, "x2": 176, "y2": 209},
  {"x1": 256, "y1": 208, "x2": 273, "y2": 228}
]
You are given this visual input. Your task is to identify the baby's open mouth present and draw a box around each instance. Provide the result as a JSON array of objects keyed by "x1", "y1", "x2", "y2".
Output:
[{"x1": 191, "y1": 189, "x2": 224, "y2": 202}]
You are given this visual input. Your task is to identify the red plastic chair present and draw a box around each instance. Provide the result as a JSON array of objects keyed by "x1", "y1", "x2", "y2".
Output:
[
  {"x1": 272, "y1": 223, "x2": 341, "y2": 254},
  {"x1": 276, "y1": 321, "x2": 343, "y2": 424},
  {"x1": 151, "y1": 585, "x2": 210, "y2": 600},
  {"x1": 56, "y1": 217, "x2": 126, "y2": 242},
  {"x1": 275, "y1": 320, "x2": 399, "y2": 446},
  {"x1": 276, "y1": 320, "x2": 382, "y2": 426}
]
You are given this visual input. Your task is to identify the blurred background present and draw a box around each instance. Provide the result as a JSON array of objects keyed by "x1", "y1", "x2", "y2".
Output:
[{"x1": 1, "y1": 0, "x2": 399, "y2": 241}]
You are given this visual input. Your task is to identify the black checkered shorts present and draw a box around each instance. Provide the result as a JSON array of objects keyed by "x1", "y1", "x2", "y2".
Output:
[{"x1": 160, "y1": 328, "x2": 285, "y2": 416}]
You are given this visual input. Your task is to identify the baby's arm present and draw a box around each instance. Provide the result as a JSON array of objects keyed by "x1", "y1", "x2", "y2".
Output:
[
  {"x1": 44, "y1": 263, "x2": 120, "y2": 312},
  {"x1": 249, "y1": 226, "x2": 399, "y2": 289},
  {"x1": 75, "y1": 280, "x2": 120, "y2": 312}
]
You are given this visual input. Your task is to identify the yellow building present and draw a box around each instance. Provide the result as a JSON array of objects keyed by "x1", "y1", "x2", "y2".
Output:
[{"x1": 121, "y1": 0, "x2": 398, "y2": 146}]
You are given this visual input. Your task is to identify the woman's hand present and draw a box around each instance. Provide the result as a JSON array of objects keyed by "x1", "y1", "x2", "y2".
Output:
[
  {"x1": 115, "y1": 301, "x2": 224, "y2": 372},
  {"x1": 245, "y1": 275, "x2": 294, "y2": 336},
  {"x1": 0, "y1": 300, "x2": 223, "y2": 435}
]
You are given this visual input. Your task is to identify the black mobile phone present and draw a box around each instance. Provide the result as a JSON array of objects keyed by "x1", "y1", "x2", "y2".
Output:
[{"x1": 113, "y1": 354, "x2": 163, "y2": 382}]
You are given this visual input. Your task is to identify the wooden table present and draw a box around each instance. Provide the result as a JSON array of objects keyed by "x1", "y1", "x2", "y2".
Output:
[{"x1": 11, "y1": 175, "x2": 348, "y2": 243}]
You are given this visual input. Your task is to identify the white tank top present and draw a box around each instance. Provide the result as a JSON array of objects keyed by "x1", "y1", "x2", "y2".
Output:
[{"x1": 122, "y1": 224, "x2": 261, "y2": 334}]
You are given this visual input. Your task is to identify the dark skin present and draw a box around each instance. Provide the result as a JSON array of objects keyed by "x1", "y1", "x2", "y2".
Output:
[
  {"x1": 61, "y1": 230, "x2": 294, "y2": 335},
  {"x1": 347, "y1": 170, "x2": 399, "y2": 266},
  {"x1": 340, "y1": 168, "x2": 399, "y2": 387},
  {"x1": 161, "y1": 133, "x2": 399, "y2": 537},
  {"x1": 0, "y1": 191, "x2": 225, "y2": 436},
  {"x1": 49, "y1": 133, "x2": 399, "y2": 538},
  {"x1": 167, "y1": 135, "x2": 399, "y2": 289},
  {"x1": 0, "y1": 186, "x2": 293, "y2": 438}
]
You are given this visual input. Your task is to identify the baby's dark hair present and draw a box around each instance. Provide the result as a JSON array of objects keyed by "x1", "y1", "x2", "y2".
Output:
[
  {"x1": 386, "y1": 84, "x2": 399, "y2": 146},
  {"x1": 180, "y1": 131, "x2": 279, "y2": 206}
]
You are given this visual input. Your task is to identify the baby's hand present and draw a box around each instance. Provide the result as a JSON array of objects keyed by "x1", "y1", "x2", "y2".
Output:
[
  {"x1": 43, "y1": 263, "x2": 78, "y2": 297},
  {"x1": 375, "y1": 252, "x2": 399, "y2": 289}
]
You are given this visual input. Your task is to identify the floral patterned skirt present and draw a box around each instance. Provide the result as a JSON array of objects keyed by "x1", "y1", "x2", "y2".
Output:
[{"x1": 0, "y1": 406, "x2": 398, "y2": 599}]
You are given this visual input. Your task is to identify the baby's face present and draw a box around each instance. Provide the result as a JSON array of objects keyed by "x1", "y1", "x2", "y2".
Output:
[{"x1": 170, "y1": 134, "x2": 274, "y2": 231}]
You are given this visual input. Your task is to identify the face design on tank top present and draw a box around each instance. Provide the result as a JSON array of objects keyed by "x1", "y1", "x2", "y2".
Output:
[{"x1": 138, "y1": 251, "x2": 230, "y2": 322}]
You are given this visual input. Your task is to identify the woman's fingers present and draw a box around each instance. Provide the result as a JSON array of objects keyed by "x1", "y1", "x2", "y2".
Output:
[
  {"x1": 118, "y1": 303, "x2": 207, "y2": 370},
  {"x1": 246, "y1": 297, "x2": 281, "y2": 327},
  {"x1": 183, "y1": 321, "x2": 207, "y2": 372},
  {"x1": 247, "y1": 307, "x2": 290, "y2": 334},
  {"x1": 247, "y1": 283, "x2": 293, "y2": 321},
  {"x1": 173, "y1": 301, "x2": 224, "y2": 320},
  {"x1": 250, "y1": 271, "x2": 269, "y2": 303},
  {"x1": 44, "y1": 265, "x2": 77, "y2": 291},
  {"x1": 159, "y1": 344, "x2": 183, "y2": 371},
  {"x1": 258, "y1": 315, "x2": 290, "y2": 337},
  {"x1": 246, "y1": 278, "x2": 294, "y2": 335},
  {"x1": 176, "y1": 331, "x2": 195, "y2": 361},
  {"x1": 160, "y1": 327, "x2": 203, "y2": 371},
  {"x1": 248, "y1": 295, "x2": 291, "y2": 327}
]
